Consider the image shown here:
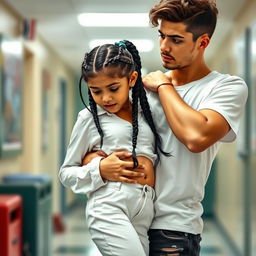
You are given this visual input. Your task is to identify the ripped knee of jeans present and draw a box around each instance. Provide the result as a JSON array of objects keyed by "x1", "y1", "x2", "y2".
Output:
[{"x1": 161, "y1": 246, "x2": 184, "y2": 256}]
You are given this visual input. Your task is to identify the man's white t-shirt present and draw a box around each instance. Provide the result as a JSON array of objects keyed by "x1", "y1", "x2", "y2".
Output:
[{"x1": 146, "y1": 71, "x2": 248, "y2": 234}]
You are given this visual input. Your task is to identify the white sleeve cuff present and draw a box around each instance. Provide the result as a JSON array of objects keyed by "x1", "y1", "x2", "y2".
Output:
[
  {"x1": 77, "y1": 156, "x2": 107, "y2": 193},
  {"x1": 89, "y1": 156, "x2": 108, "y2": 190}
]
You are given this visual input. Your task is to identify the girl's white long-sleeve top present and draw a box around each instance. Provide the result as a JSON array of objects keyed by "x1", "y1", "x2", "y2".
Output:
[{"x1": 59, "y1": 105, "x2": 157, "y2": 195}]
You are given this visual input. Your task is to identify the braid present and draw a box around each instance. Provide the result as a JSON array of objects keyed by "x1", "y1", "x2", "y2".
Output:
[
  {"x1": 124, "y1": 40, "x2": 171, "y2": 165},
  {"x1": 131, "y1": 83, "x2": 139, "y2": 168},
  {"x1": 88, "y1": 90, "x2": 104, "y2": 148},
  {"x1": 105, "y1": 43, "x2": 139, "y2": 168},
  {"x1": 79, "y1": 75, "x2": 91, "y2": 112},
  {"x1": 139, "y1": 86, "x2": 171, "y2": 164},
  {"x1": 82, "y1": 53, "x2": 89, "y2": 71},
  {"x1": 79, "y1": 54, "x2": 92, "y2": 112},
  {"x1": 104, "y1": 48, "x2": 133, "y2": 66},
  {"x1": 80, "y1": 46, "x2": 107, "y2": 148}
]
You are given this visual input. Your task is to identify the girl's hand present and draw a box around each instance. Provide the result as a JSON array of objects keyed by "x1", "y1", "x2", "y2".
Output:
[{"x1": 100, "y1": 151, "x2": 145, "y2": 183}]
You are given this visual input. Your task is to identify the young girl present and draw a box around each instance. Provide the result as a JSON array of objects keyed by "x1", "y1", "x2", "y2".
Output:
[{"x1": 59, "y1": 40, "x2": 169, "y2": 256}]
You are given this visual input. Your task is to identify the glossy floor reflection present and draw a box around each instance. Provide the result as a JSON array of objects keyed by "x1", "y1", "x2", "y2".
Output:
[{"x1": 52, "y1": 207, "x2": 234, "y2": 256}]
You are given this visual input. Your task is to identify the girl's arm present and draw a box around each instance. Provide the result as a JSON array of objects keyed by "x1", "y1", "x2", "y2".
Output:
[
  {"x1": 59, "y1": 114, "x2": 106, "y2": 194},
  {"x1": 82, "y1": 151, "x2": 146, "y2": 183},
  {"x1": 60, "y1": 113, "x2": 145, "y2": 194}
]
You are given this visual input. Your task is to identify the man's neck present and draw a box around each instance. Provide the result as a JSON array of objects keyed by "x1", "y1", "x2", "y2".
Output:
[{"x1": 167, "y1": 64, "x2": 212, "y2": 86}]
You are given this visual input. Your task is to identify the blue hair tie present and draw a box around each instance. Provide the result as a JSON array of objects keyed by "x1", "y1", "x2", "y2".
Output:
[{"x1": 115, "y1": 40, "x2": 127, "y2": 49}]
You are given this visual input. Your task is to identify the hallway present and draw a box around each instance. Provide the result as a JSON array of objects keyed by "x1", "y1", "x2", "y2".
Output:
[{"x1": 0, "y1": 0, "x2": 256, "y2": 255}]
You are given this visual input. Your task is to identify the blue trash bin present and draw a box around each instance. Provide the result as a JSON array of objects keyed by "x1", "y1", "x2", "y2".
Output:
[{"x1": 3, "y1": 173, "x2": 50, "y2": 183}]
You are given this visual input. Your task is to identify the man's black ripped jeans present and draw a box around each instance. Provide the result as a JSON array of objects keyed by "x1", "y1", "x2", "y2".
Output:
[{"x1": 149, "y1": 229, "x2": 201, "y2": 256}]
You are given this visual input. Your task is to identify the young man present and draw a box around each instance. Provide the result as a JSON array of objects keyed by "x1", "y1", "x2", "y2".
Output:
[
  {"x1": 81, "y1": 0, "x2": 247, "y2": 255},
  {"x1": 141, "y1": 0, "x2": 248, "y2": 255}
]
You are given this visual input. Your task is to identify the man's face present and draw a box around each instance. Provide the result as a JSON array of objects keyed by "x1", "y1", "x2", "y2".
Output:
[{"x1": 158, "y1": 20, "x2": 201, "y2": 70}]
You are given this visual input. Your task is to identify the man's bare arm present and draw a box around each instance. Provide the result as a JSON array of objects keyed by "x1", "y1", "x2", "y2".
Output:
[{"x1": 143, "y1": 71, "x2": 230, "y2": 152}]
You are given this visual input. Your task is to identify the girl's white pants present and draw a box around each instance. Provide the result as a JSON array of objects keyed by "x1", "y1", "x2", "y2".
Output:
[{"x1": 85, "y1": 181, "x2": 155, "y2": 256}]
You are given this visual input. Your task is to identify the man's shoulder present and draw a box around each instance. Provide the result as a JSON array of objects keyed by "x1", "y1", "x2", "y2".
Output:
[
  {"x1": 203, "y1": 72, "x2": 248, "y2": 106},
  {"x1": 202, "y1": 72, "x2": 247, "y2": 95},
  {"x1": 211, "y1": 71, "x2": 246, "y2": 84}
]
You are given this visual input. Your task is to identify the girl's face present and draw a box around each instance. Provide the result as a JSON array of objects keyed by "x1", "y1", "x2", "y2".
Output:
[{"x1": 87, "y1": 70, "x2": 138, "y2": 114}]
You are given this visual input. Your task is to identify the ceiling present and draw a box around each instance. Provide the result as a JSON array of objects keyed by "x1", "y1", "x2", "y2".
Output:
[{"x1": 5, "y1": 0, "x2": 247, "y2": 76}]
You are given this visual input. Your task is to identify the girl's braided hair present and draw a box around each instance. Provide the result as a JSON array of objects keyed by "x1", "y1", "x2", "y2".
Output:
[{"x1": 79, "y1": 40, "x2": 170, "y2": 168}]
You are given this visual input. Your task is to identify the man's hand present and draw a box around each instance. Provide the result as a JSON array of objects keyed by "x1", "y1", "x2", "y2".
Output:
[
  {"x1": 100, "y1": 151, "x2": 145, "y2": 183},
  {"x1": 82, "y1": 150, "x2": 108, "y2": 166},
  {"x1": 143, "y1": 70, "x2": 171, "y2": 92}
]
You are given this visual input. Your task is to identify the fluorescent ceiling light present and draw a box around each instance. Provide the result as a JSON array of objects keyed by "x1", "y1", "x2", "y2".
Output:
[
  {"x1": 78, "y1": 13, "x2": 149, "y2": 27},
  {"x1": 89, "y1": 39, "x2": 154, "y2": 52}
]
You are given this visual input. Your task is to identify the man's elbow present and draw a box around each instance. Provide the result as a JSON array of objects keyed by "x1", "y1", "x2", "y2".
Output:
[
  {"x1": 186, "y1": 143, "x2": 206, "y2": 153},
  {"x1": 184, "y1": 136, "x2": 209, "y2": 153}
]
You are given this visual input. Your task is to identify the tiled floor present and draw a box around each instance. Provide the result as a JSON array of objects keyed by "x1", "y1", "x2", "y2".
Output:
[
  {"x1": 52, "y1": 206, "x2": 235, "y2": 256},
  {"x1": 200, "y1": 221, "x2": 234, "y2": 256},
  {"x1": 53, "y1": 206, "x2": 100, "y2": 256}
]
